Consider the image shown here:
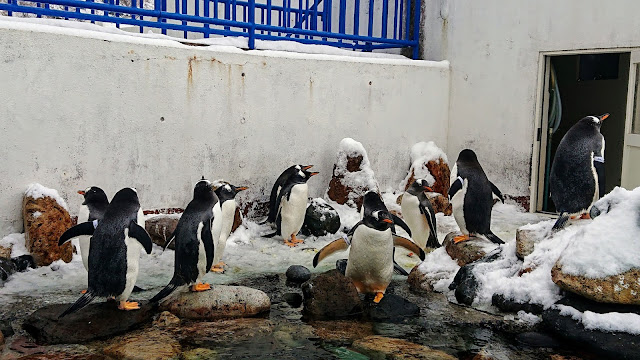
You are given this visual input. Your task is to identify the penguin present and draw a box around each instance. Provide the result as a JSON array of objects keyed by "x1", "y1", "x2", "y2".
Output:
[
  {"x1": 59, "y1": 187, "x2": 109, "y2": 272},
  {"x1": 313, "y1": 191, "x2": 425, "y2": 303},
  {"x1": 58, "y1": 188, "x2": 153, "y2": 316},
  {"x1": 549, "y1": 114, "x2": 608, "y2": 231},
  {"x1": 269, "y1": 168, "x2": 318, "y2": 247},
  {"x1": 209, "y1": 180, "x2": 247, "y2": 273},
  {"x1": 448, "y1": 149, "x2": 504, "y2": 244},
  {"x1": 149, "y1": 179, "x2": 218, "y2": 303},
  {"x1": 401, "y1": 179, "x2": 440, "y2": 250},
  {"x1": 265, "y1": 164, "x2": 313, "y2": 224}
]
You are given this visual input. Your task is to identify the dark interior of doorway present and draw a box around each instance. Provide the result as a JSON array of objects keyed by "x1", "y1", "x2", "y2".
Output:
[{"x1": 541, "y1": 52, "x2": 629, "y2": 212}]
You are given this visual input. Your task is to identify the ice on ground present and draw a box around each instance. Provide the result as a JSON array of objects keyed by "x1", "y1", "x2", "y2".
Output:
[
  {"x1": 0, "y1": 233, "x2": 28, "y2": 257},
  {"x1": 25, "y1": 183, "x2": 69, "y2": 211},
  {"x1": 516, "y1": 311, "x2": 541, "y2": 325},
  {"x1": 399, "y1": 141, "x2": 448, "y2": 190},
  {"x1": 556, "y1": 186, "x2": 640, "y2": 278},
  {"x1": 557, "y1": 305, "x2": 640, "y2": 335}
]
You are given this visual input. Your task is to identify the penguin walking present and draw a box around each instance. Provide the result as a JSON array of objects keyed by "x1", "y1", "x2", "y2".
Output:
[
  {"x1": 58, "y1": 188, "x2": 153, "y2": 316},
  {"x1": 267, "y1": 168, "x2": 318, "y2": 247},
  {"x1": 264, "y1": 164, "x2": 313, "y2": 224},
  {"x1": 448, "y1": 149, "x2": 504, "y2": 244},
  {"x1": 210, "y1": 180, "x2": 247, "y2": 273},
  {"x1": 401, "y1": 179, "x2": 440, "y2": 250},
  {"x1": 59, "y1": 187, "x2": 109, "y2": 272},
  {"x1": 313, "y1": 191, "x2": 425, "y2": 303},
  {"x1": 150, "y1": 179, "x2": 218, "y2": 303},
  {"x1": 549, "y1": 114, "x2": 608, "y2": 231}
]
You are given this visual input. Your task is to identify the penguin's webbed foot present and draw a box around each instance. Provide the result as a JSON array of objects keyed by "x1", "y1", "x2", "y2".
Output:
[
  {"x1": 211, "y1": 262, "x2": 225, "y2": 273},
  {"x1": 373, "y1": 292, "x2": 384, "y2": 303},
  {"x1": 191, "y1": 283, "x2": 212, "y2": 292},
  {"x1": 81, "y1": 289, "x2": 87, "y2": 294},
  {"x1": 290, "y1": 234, "x2": 304, "y2": 244},
  {"x1": 407, "y1": 252, "x2": 414, "y2": 257},
  {"x1": 580, "y1": 213, "x2": 591, "y2": 220},
  {"x1": 118, "y1": 301, "x2": 140, "y2": 311},
  {"x1": 284, "y1": 239, "x2": 298, "y2": 247},
  {"x1": 453, "y1": 234, "x2": 471, "y2": 244}
]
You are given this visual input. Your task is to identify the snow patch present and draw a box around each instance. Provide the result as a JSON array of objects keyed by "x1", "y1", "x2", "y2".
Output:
[
  {"x1": 25, "y1": 183, "x2": 69, "y2": 211},
  {"x1": 329, "y1": 138, "x2": 378, "y2": 206},
  {"x1": 0, "y1": 233, "x2": 27, "y2": 257},
  {"x1": 416, "y1": 247, "x2": 460, "y2": 292},
  {"x1": 557, "y1": 305, "x2": 640, "y2": 335},
  {"x1": 399, "y1": 141, "x2": 447, "y2": 190}
]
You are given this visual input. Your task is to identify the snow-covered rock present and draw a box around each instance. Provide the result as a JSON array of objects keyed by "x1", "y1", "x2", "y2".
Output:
[
  {"x1": 408, "y1": 247, "x2": 460, "y2": 293},
  {"x1": 326, "y1": 138, "x2": 378, "y2": 210},
  {"x1": 301, "y1": 198, "x2": 341, "y2": 237},
  {"x1": 443, "y1": 231, "x2": 500, "y2": 266}
]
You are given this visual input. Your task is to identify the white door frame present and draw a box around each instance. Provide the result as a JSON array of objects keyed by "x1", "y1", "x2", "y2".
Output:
[{"x1": 621, "y1": 51, "x2": 640, "y2": 187}]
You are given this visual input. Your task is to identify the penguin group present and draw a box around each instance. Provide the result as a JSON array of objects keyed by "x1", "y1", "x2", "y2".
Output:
[{"x1": 57, "y1": 112, "x2": 608, "y2": 313}]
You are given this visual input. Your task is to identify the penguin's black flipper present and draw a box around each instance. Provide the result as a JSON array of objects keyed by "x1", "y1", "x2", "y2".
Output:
[
  {"x1": 484, "y1": 230, "x2": 504, "y2": 244},
  {"x1": 202, "y1": 219, "x2": 215, "y2": 271},
  {"x1": 262, "y1": 231, "x2": 278, "y2": 238},
  {"x1": 393, "y1": 261, "x2": 409, "y2": 276},
  {"x1": 149, "y1": 282, "x2": 180, "y2": 303},
  {"x1": 490, "y1": 182, "x2": 505, "y2": 203},
  {"x1": 449, "y1": 177, "x2": 463, "y2": 200},
  {"x1": 552, "y1": 213, "x2": 570, "y2": 231},
  {"x1": 313, "y1": 237, "x2": 349, "y2": 267},
  {"x1": 594, "y1": 156, "x2": 606, "y2": 198},
  {"x1": 393, "y1": 234, "x2": 426, "y2": 261},
  {"x1": 59, "y1": 291, "x2": 96, "y2": 318},
  {"x1": 391, "y1": 214, "x2": 412, "y2": 237},
  {"x1": 163, "y1": 234, "x2": 176, "y2": 251},
  {"x1": 132, "y1": 285, "x2": 145, "y2": 293},
  {"x1": 346, "y1": 221, "x2": 363, "y2": 238},
  {"x1": 58, "y1": 221, "x2": 96, "y2": 246},
  {"x1": 128, "y1": 221, "x2": 153, "y2": 254}
]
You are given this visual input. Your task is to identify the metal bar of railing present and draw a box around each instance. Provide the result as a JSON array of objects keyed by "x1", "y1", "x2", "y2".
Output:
[
  {"x1": 404, "y1": 0, "x2": 410, "y2": 41},
  {"x1": 381, "y1": 0, "x2": 388, "y2": 38},
  {"x1": 367, "y1": 0, "x2": 373, "y2": 37},
  {"x1": 412, "y1": 0, "x2": 420, "y2": 58},
  {"x1": 248, "y1": 0, "x2": 255, "y2": 48}
]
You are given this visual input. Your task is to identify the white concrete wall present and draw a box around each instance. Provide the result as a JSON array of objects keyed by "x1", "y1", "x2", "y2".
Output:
[
  {"x1": 422, "y1": 0, "x2": 640, "y2": 199},
  {"x1": 0, "y1": 21, "x2": 450, "y2": 235}
]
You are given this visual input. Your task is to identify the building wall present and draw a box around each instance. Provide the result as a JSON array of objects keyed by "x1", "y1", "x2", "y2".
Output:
[
  {"x1": 421, "y1": 0, "x2": 640, "y2": 199},
  {"x1": 0, "y1": 21, "x2": 450, "y2": 234}
]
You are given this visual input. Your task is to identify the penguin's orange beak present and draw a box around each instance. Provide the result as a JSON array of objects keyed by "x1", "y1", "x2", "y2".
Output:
[
  {"x1": 423, "y1": 186, "x2": 433, "y2": 192},
  {"x1": 599, "y1": 113, "x2": 610, "y2": 121},
  {"x1": 382, "y1": 218, "x2": 393, "y2": 224},
  {"x1": 77, "y1": 190, "x2": 85, "y2": 195},
  {"x1": 236, "y1": 187, "x2": 248, "y2": 191},
  {"x1": 309, "y1": 172, "x2": 319, "y2": 176},
  {"x1": 303, "y1": 165, "x2": 313, "y2": 170}
]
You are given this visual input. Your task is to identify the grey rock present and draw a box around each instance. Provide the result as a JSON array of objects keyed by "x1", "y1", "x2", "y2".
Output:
[
  {"x1": 285, "y1": 265, "x2": 311, "y2": 284},
  {"x1": 302, "y1": 270, "x2": 362, "y2": 320},
  {"x1": 301, "y1": 199, "x2": 341, "y2": 237}
]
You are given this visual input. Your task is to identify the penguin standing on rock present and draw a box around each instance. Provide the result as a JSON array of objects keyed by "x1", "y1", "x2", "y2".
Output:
[
  {"x1": 58, "y1": 188, "x2": 153, "y2": 316},
  {"x1": 210, "y1": 180, "x2": 247, "y2": 273},
  {"x1": 265, "y1": 165, "x2": 313, "y2": 225},
  {"x1": 313, "y1": 191, "x2": 425, "y2": 303},
  {"x1": 150, "y1": 179, "x2": 218, "y2": 303},
  {"x1": 401, "y1": 179, "x2": 440, "y2": 250},
  {"x1": 448, "y1": 149, "x2": 504, "y2": 244},
  {"x1": 266, "y1": 169, "x2": 318, "y2": 247},
  {"x1": 550, "y1": 114, "x2": 608, "y2": 230}
]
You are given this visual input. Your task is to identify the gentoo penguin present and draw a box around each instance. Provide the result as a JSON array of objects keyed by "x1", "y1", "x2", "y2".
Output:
[
  {"x1": 58, "y1": 188, "x2": 153, "y2": 316},
  {"x1": 209, "y1": 180, "x2": 247, "y2": 273},
  {"x1": 401, "y1": 179, "x2": 440, "y2": 249},
  {"x1": 150, "y1": 179, "x2": 218, "y2": 303},
  {"x1": 59, "y1": 187, "x2": 109, "y2": 272},
  {"x1": 265, "y1": 164, "x2": 313, "y2": 224},
  {"x1": 313, "y1": 191, "x2": 425, "y2": 303},
  {"x1": 549, "y1": 114, "x2": 608, "y2": 230},
  {"x1": 269, "y1": 169, "x2": 318, "y2": 247},
  {"x1": 448, "y1": 149, "x2": 504, "y2": 244}
]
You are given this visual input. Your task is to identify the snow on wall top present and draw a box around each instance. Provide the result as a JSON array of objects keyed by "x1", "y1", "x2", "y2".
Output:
[
  {"x1": 556, "y1": 186, "x2": 640, "y2": 278},
  {"x1": 24, "y1": 183, "x2": 69, "y2": 211},
  {"x1": 399, "y1": 141, "x2": 447, "y2": 189},
  {"x1": 333, "y1": 138, "x2": 378, "y2": 195}
]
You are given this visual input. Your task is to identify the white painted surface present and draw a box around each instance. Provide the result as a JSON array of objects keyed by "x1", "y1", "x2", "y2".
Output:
[
  {"x1": 422, "y1": 0, "x2": 640, "y2": 198},
  {"x1": 0, "y1": 22, "x2": 450, "y2": 235}
]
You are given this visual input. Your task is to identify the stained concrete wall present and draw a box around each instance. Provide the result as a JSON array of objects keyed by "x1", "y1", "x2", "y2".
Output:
[
  {"x1": 0, "y1": 20, "x2": 450, "y2": 234},
  {"x1": 421, "y1": 0, "x2": 640, "y2": 201}
]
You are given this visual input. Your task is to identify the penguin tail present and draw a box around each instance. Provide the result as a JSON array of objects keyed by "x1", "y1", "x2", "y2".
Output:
[
  {"x1": 393, "y1": 261, "x2": 409, "y2": 276},
  {"x1": 59, "y1": 291, "x2": 96, "y2": 318},
  {"x1": 552, "y1": 213, "x2": 570, "y2": 232},
  {"x1": 426, "y1": 233, "x2": 441, "y2": 249},
  {"x1": 485, "y1": 231, "x2": 504, "y2": 244},
  {"x1": 262, "y1": 231, "x2": 278, "y2": 238},
  {"x1": 132, "y1": 285, "x2": 145, "y2": 293},
  {"x1": 149, "y1": 282, "x2": 179, "y2": 304}
]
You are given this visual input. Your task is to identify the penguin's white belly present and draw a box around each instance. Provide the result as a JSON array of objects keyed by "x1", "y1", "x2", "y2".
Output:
[
  {"x1": 346, "y1": 226, "x2": 394, "y2": 293},
  {"x1": 280, "y1": 184, "x2": 308, "y2": 239},
  {"x1": 77, "y1": 205, "x2": 91, "y2": 271},
  {"x1": 196, "y1": 222, "x2": 207, "y2": 282},
  {"x1": 401, "y1": 194, "x2": 429, "y2": 249},
  {"x1": 214, "y1": 200, "x2": 236, "y2": 264},
  {"x1": 451, "y1": 180, "x2": 468, "y2": 235},
  {"x1": 119, "y1": 229, "x2": 142, "y2": 301}
]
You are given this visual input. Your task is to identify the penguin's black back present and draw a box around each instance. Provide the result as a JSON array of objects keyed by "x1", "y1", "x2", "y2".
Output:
[
  {"x1": 457, "y1": 151, "x2": 493, "y2": 234},
  {"x1": 550, "y1": 119, "x2": 604, "y2": 214},
  {"x1": 84, "y1": 187, "x2": 109, "y2": 221},
  {"x1": 267, "y1": 165, "x2": 300, "y2": 223},
  {"x1": 87, "y1": 188, "x2": 140, "y2": 297}
]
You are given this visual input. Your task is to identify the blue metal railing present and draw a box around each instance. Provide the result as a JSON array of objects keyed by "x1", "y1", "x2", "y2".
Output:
[{"x1": 0, "y1": 0, "x2": 421, "y2": 58}]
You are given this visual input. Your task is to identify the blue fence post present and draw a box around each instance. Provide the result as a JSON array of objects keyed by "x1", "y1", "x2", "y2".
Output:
[
  {"x1": 248, "y1": 0, "x2": 256, "y2": 50},
  {"x1": 412, "y1": 0, "x2": 420, "y2": 59}
]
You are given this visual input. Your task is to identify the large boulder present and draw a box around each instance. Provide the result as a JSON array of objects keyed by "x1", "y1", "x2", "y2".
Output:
[
  {"x1": 159, "y1": 285, "x2": 271, "y2": 320},
  {"x1": 352, "y1": 336, "x2": 457, "y2": 360},
  {"x1": 301, "y1": 199, "x2": 341, "y2": 237},
  {"x1": 302, "y1": 269, "x2": 362, "y2": 319},
  {"x1": 326, "y1": 138, "x2": 378, "y2": 210},
  {"x1": 22, "y1": 302, "x2": 154, "y2": 344},
  {"x1": 551, "y1": 265, "x2": 640, "y2": 305},
  {"x1": 145, "y1": 215, "x2": 180, "y2": 250},
  {"x1": 515, "y1": 224, "x2": 549, "y2": 260},
  {"x1": 443, "y1": 232, "x2": 498, "y2": 266},
  {"x1": 23, "y1": 184, "x2": 73, "y2": 266},
  {"x1": 103, "y1": 329, "x2": 181, "y2": 360}
]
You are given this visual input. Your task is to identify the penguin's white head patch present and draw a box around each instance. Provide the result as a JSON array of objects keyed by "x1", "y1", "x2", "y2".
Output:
[
  {"x1": 212, "y1": 179, "x2": 226, "y2": 190},
  {"x1": 372, "y1": 210, "x2": 381, "y2": 220},
  {"x1": 84, "y1": 186, "x2": 91, "y2": 193},
  {"x1": 590, "y1": 116, "x2": 600, "y2": 125},
  {"x1": 298, "y1": 170, "x2": 305, "y2": 178}
]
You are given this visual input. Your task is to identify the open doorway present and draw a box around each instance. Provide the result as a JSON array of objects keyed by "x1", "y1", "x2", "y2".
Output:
[{"x1": 537, "y1": 52, "x2": 630, "y2": 213}]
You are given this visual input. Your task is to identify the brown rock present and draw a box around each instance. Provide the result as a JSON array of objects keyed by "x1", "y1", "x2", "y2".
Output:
[
  {"x1": 352, "y1": 335, "x2": 457, "y2": 360},
  {"x1": 177, "y1": 318, "x2": 274, "y2": 345},
  {"x1": 153, "y1": 311, "x2": 181, "y2": 328},
  {"x1": 103, "y1": 329, "x2": 180, "y2": 360},
  {"x1": 23, "y1": 192, "x2": 73, "y2": 266},
  {"x1": 515, "y1": 227, "x2": 545, "y2": 260},
  {"x1": 16, "y1": 354, "x2": 109, "y2": 360},
  {"x1": 0, "y1": 245, "x2": 11, "y2": 259},
  {"x1": 404, "y1": 159, "x2": 451, "y2": 196},
  {"x1": 551, "y1": 265, "x2": 640, "y2": 305},
  {"x1": 231, "y1": 207, "x2": 242, "y2": 233},
  {"x1": 428, "y1": 193, "x2": 452, "y2": 215},
  {"x1": 443, "y1": 232, "x2": 497, "y2": 266},
  {"x1": 311, "y1": 320, "x2": 374, "y2": 343},
  {"x1": 0, "y1": 330, "x2": 4, "y2": 347},
  {"x1": 327, "y1": 141, "x2": 378, "y2": 210},
  {"x1": 145, "y1": 215, "x2": 179, "y2": 250},
  {"x1": 180, "y1": 348, "x2": 219, "y2": 360},
  {"x1": 302, "y1": 270, "x2": 363, "y2": 319},
  {"x1": 407, "y1": 265, "x2": 434, "y2": 293}
]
